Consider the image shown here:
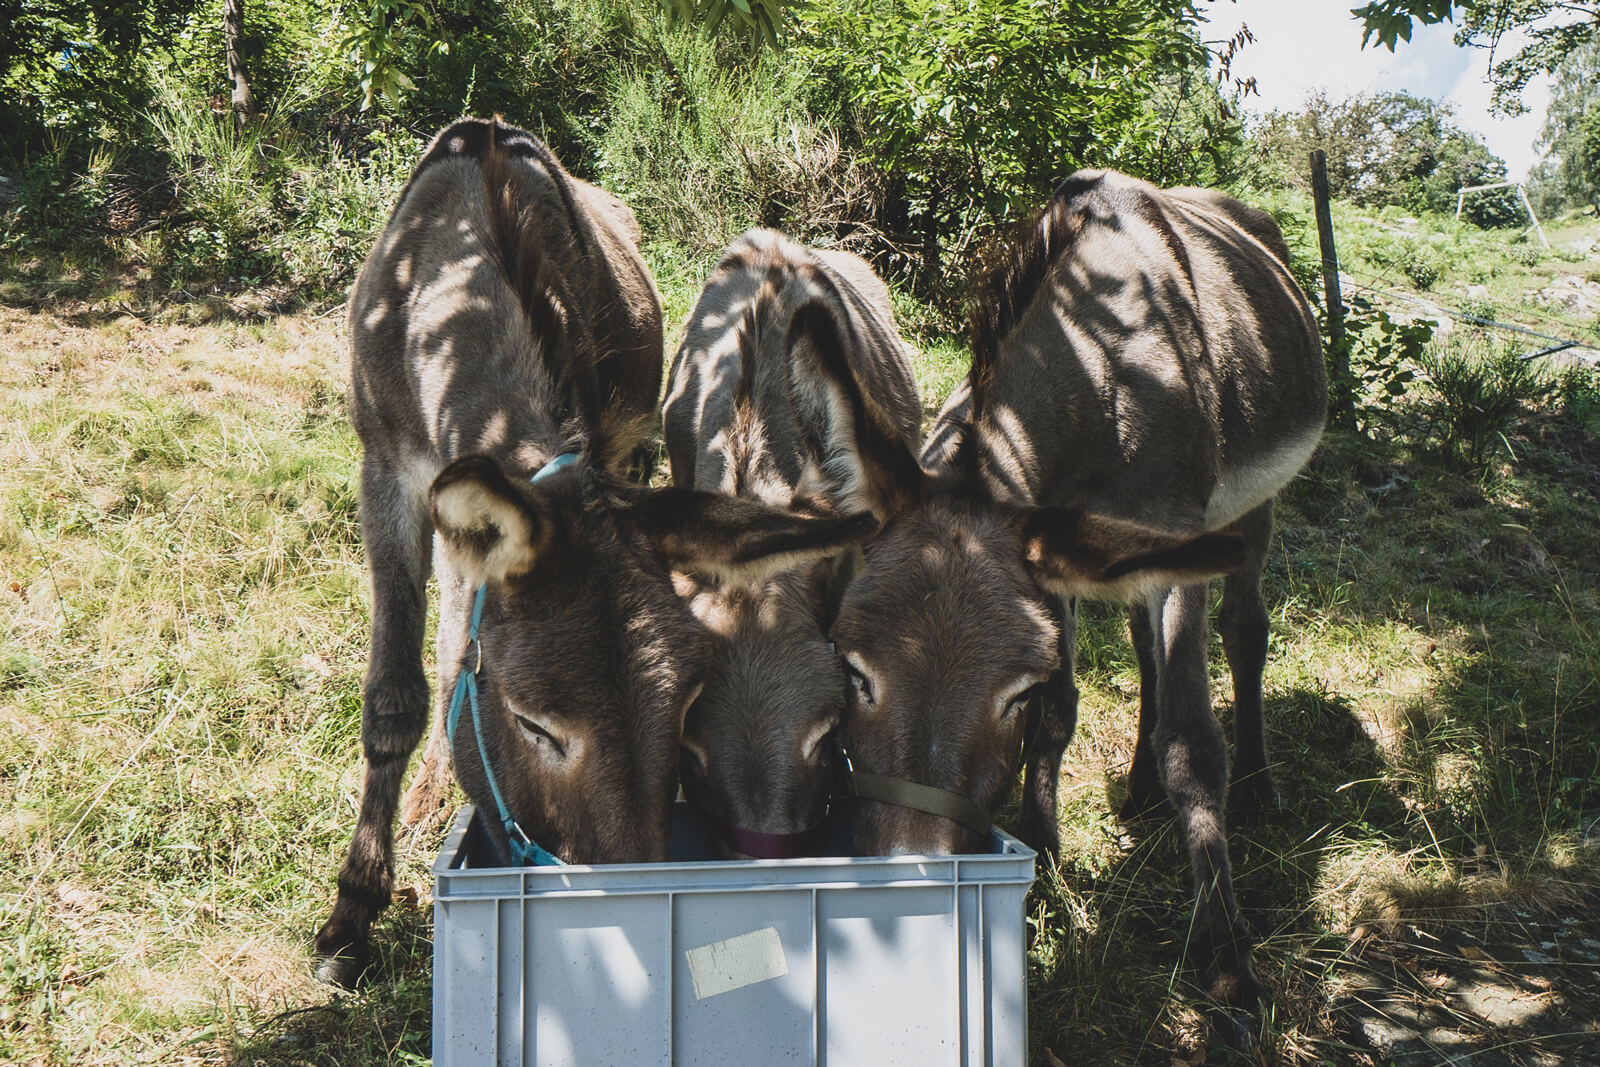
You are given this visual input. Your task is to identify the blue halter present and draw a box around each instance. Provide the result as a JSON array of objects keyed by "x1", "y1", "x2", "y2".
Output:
[{"x1": 444, "y1": 452, "x2": 579, "y2": 867}]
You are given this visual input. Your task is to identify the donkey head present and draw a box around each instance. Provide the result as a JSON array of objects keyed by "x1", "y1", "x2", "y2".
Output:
[
  {"x1": 833, "y1": 474, "x2": 1246, "y2": 856},
  {"x1": 672, "y1": 283, "x2": 920, "y2": 855},
  {"x1": 431, "y1": 452, "x2": 878, "y2": 865},
  {"x1": 676, "y1": 561, "x2": 851, "y2": 854}
]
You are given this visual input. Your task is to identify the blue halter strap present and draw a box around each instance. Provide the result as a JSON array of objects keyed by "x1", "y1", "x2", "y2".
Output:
[{"x1": 444, "y1": 451, "x2": 579, "y2": 867}]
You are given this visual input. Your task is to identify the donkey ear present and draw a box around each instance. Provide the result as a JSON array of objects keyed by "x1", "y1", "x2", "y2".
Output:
[
  {"x1": 628, "y1": 487, "x2": 880, "y2": 584},
  {"x1": 1020, "y1": 507, "x2": 1247, "y2": 600},
  {"x1": 431, "y1": 456, "x2": 556, "y2": 584},
  {"x1": 786, "y1": 300, "x2": 922, "y2": 518}
]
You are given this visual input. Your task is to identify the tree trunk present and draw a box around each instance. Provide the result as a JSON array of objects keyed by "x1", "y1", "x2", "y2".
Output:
[{"x1": 224, "y1": 0, "x2": 256, "y2": 119}]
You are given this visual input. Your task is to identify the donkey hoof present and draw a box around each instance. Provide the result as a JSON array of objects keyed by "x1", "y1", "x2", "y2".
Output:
[
  {"x1": 1228, "y1": 775, "x2": 1282, "y2": 824},
  {"x1": 1207, "y1": 1006, "x2": 1258, "y2": 1053},
  {"x1": 313, "y1": 926, "x2": 371, "y2": 989},
  {"x1": 315, "y1": 944, "x2": 370, "y2": 989}
]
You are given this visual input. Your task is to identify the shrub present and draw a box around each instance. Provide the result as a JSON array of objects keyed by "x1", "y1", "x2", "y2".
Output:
[
  {"x1": 794, "y1": 0, "x2": 1231, "y2": 282},
  {"x1": 0, "y1": 134, "x2": 118, "y2": 251},
  {"x1": 1509, "y1": 242, "x2": 1544, "y2": 267},
  {"x1": 1419, "y1": 339, "x2": 1552, "y2": 466},
  {"x1": 144, "y1": 75, "x2": 294, "y2": 283},
  {"x1": 1555, "y1": 363, "x2": 1600, "y2": 429},
  {"x1": 1397, "y1": 239, "x2": 1444, "y2": 289},
  {"x1": 1327, "y1": 294, "x2": 1429, "y2": 436},
  {"x1": 267, "y1": 130, "x2": 419, "y2": 299},
  {"x1": 593, "y1": 32, "x2": 880, "y2": 258}
]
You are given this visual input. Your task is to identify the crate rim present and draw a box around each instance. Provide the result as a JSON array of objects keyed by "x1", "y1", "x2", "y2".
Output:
[{"x1": 433, "y1": 804, "x2": 1037, "y2": 892}]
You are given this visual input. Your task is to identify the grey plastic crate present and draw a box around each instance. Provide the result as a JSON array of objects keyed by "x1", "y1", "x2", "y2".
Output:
[{"x1": 432, "y1": 803, "x2": 1035, "y2": 1066}]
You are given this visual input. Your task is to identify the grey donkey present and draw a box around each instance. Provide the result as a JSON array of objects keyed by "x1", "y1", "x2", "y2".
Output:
[
  {"x1": 661, "y1": 229, "x2": 922, "y2": 856},
  {"x1": 315, "y1": 119, "x2": 879, "y2": 986},
  {"x1": 829, "y1": 170, "x2": 1326, "y2": 1035}
]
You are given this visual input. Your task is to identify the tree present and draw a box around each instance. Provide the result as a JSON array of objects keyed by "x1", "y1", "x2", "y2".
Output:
[
  {"x1": 1354, "y1": 0, "x2": 1600, "y2": 114},
  {"x1": 1528, "y1": 38, "x2": 1600, "y2": 210},
  {"x1": 0, "y1": 0, "x2": 209, "y2": 148},
  {"x1": 224, "y1": 0, "x2": 256, "y2": 118},
  {"x1": 1255, "y1": 89, "x2": 1517, "y2": 223},
  {"x1": 795, "y1": 0, "x2": 1237, "y2": 280}
]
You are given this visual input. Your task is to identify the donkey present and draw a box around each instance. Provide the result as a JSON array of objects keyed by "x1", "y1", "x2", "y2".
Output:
[
  {"x1": 661, "y1": 229, "x2": 922, "y2": 856},
  {"x1": 828, "y1": 170, "x2": 1326, "y2": 1027},
  {"x1": 315, "y1": 118, "x2": 878, "y2": 986}
]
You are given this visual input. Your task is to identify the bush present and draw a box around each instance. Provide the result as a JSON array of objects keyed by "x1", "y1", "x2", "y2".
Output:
[
  {"x1": 144, "y1": 77, "x2": 290, "y2": 282},
  {"x1": 593, "y1": 32, "x2": 881, "y2": 258},
  {"x1": 0, "y1": 134, "x2": 118, "y2": 251},
  {"x1": 1327, "y1": 295, "x2": 1429, "y2": 436},
  {"x1": 1509, "y1": 242, "x2": 1544, "y2": 267},
  {"x1": 271, "y1": 128, "x2": 423, "y2": 298},
  {"x1": 1397, "y1": 239, "x2": 1444, "y2": 289},
  {"x1": 794, "y1": 0, "x2": 1234, "y2": 283},
  {"x1": 1555, "y1": 363, "x2": 1600, "y2": 429},
  {"x1": 1420, "y1": 339, "x2": 1552, "y2": 466}
]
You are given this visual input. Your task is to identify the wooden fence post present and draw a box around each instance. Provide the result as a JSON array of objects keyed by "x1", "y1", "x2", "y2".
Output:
[{"x1": 1311, "y1": 149, "x2": 1353, "y2": 427}]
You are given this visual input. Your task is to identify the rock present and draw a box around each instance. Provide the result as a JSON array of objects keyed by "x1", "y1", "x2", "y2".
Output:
[{"x1": 1529, "y1": 275, "x2": 1600, "y2": 317}]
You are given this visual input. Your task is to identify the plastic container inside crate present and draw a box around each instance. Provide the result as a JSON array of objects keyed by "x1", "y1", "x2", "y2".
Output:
[{"x1": 432, "y1": 802, "x2": 1035, "y2": 1066}]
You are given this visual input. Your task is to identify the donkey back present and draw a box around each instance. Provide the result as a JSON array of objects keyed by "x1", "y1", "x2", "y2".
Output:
[{"x1": 662, "y1": 229, "x2": 921, "y2": 855}]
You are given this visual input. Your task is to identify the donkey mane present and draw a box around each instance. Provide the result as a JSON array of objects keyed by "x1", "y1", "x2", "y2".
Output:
[
  {"x1": 946, "y1": 176, "x2": 1094, "y2": 486},
  {"x1": 966, "y1": 176, "x2": 1097, "y2": 422}
]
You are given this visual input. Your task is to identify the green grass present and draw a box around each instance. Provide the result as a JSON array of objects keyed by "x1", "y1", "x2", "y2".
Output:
[
  {"x1": 1260, "y1": 189, "x2": 1600, "y2": 353},
  {"x1": 3, "y1": 191, "x2": 1600, "y2": 1064}
]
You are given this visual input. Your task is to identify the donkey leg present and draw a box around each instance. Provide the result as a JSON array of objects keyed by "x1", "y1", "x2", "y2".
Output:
[
  {"x1": 1218, "y1": 501, "x2": 1277, "y2": 820},
  {"x1": 1020, "y1": 596, "x2": 1078, "y2": 858},
  {"x1": 1118, "y1": 601, "x2": 1167, "y2": 822},
  {"x1": 1150, "y1": 582, "x2": 1264, "y2": 1028},
  {"x1": 399, "y1": 544, "x2": 468, "y2": 830},
  {"x1": 315, "y1": 461, "x2": 432, "y2": 988}
]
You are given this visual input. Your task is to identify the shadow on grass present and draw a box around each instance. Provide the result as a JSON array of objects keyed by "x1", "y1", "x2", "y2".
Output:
[
  {"x1": 1018, "y1": 416, "x2": 1600, "y2": 1063},
  {"x1": 0, "y1": 249, "x2": 336, "y2": 326}
]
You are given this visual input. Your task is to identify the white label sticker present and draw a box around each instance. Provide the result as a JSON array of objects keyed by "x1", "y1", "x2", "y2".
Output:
[{"x1": 685, "y1": 927, "x2": 789, "y2": 999}]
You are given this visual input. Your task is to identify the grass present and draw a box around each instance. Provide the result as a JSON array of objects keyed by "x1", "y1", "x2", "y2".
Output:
[
  {"x1": 1023, "y1": 415, "x2": 1600, "y2": 1060},
  {"x1": 1260, "y1": 189, "x2": 1600, "y2": 354},
  {"x1": 3, "y1": 185, "x2": 1600, "y2": 1065}
]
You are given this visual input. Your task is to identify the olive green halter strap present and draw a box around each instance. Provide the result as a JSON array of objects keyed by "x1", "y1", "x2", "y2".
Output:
[{"x1": 847, "y1": 771, "x2": 994, "y2": 838}]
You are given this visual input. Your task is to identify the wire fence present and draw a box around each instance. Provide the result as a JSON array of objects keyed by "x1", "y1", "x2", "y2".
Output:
[{"x1": 1323, "y1": 259, "x2": 1600, "y2": 363}]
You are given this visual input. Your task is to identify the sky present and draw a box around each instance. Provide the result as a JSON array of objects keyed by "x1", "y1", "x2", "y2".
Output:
[{"x1": 1198, "y1": 0, "x2": 1551, "y2": 181}]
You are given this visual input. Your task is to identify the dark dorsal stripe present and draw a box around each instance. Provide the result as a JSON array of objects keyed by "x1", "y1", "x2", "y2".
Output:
[
  {"x1": 726, "y1": 284, "x2": 774, "y2": 499},
  {"x1": 401, "y1": 116, "x2": 590, "y2": 257},
  {"x1": 477, "y1": 123, "x2": 605, "y2": 441},
  {"x1": 1127, "y1": 187, "x2": 1198, "y2": 300}
]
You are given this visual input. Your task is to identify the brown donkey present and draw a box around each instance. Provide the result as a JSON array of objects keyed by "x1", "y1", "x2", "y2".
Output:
[
  {"x1": 316, "y1": 120, "x2": 878, "y2": 986},
  {"x1": 829, "y1": 171, "x2": 1325, "y2": 1029},
  {"x1": 662, "y1": 229, "x2": 921, "y2": 856}
]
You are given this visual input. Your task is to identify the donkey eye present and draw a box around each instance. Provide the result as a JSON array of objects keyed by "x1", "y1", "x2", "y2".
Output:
[
  {"x1": 1002, "y1": 684, "x2": 1043, "y2": 721},
  {"x1": 842, "y1": 660, "x2": 874, "y2": 706},
  {"x1": 514, "y1": 714, "x2": 566, "y2": 756}
]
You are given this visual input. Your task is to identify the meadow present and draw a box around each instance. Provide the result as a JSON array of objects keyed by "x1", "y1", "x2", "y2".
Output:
[{"x1": 2, "y1": 190, "x2": 1600, "y2": 1066}]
